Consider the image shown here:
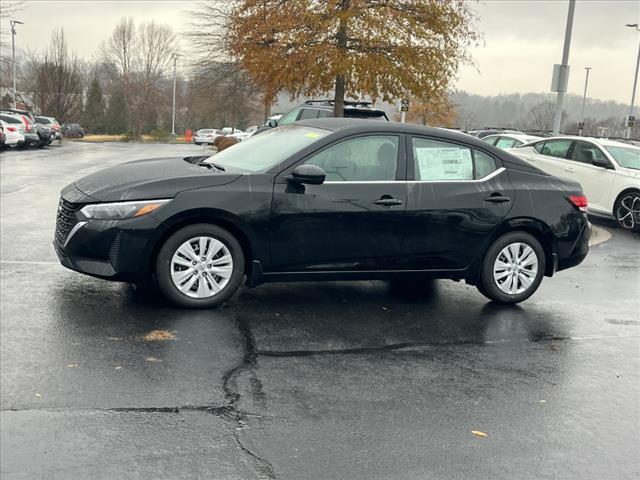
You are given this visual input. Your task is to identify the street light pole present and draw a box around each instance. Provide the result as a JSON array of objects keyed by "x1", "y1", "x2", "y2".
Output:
[
  {"x1": 171, "y1": 53, "x2": 179, "y2": 141},
  {"x1": 552, "y1": 0, "x2": 576, "y2": 135},
  {"x1": 579, "y1": 67, "x2": 591, "y2": 136},
  {"x1": 10, "y1": 20, "x2": 24, "y2": 109},
  {"x1": 625, "y1": 24, "x2": 640, "y2": 139}
]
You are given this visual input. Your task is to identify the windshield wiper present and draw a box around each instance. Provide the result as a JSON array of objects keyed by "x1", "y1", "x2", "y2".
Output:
[{"x1": 203, "y1": 162, "x2": 226, "y2": 172}]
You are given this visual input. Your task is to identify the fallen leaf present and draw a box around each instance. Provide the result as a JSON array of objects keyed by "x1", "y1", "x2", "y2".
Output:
[
  {"x1": 143, "y1": 330, "x2": 176, "y2": 341},
  {"x1": 539, "y1": 400, "x2": 547, "y2": 403},
  {"x1": 114, "y1": 366, "x2": 123, "y2": 370},
  {"x1": 472, "y1": 430, "x2": 488, "y2": 438},
  {"x1": 67, "y1": 364, "x2": 78, "y2": 368},
  {"x1": 145, "y1": 356, "x2": 162, "y2": 363},
  {"x1": 34, "y1": 393, "x2": 42, "y2": 398},
  {"x1": 107, "y1": 337, "x2": 123, "y2": 341}
]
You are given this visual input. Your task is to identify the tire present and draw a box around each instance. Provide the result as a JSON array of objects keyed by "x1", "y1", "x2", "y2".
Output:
[
  {"x1": 614, "y1": 191, "x2": 640, "y2": 233},
  {"x1": 476, "y1": 231, "x2": 545, "y2": 304},
  {"x1": 155, "y1": 224, "x2": 245, "y2": 308}
]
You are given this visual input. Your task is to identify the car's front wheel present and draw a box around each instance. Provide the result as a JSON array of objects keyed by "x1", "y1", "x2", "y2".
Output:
[
  {"x1": 614, "y1": 191, "x2": 640, "y2": 233},
  {"x1": 155, "y1": 224, "x2": 245, "y2": 308},
  {"x1": 477, "y1": 232, "x2": 545, "y2": 304}
]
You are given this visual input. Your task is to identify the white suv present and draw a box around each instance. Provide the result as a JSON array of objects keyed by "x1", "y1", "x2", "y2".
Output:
[{"x1": 509, "y1": 136, "x2": 640, "y2": 232}]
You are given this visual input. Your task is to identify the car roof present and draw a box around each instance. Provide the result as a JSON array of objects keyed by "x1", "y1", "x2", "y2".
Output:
[
  {"x1": 296, "y1": 118, "x2": 502, "y2": 146},
  {"x1": 532, "y1": 136, "x2": 639, "y2": 149},
  {"x1": 485, "y1": 133, "x2": 542, "y2": 142}
]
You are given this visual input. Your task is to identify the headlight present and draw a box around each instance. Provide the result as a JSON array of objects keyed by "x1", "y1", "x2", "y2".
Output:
[{"x1": 80, "y1": 199, "x2": 171, "y2": 220}]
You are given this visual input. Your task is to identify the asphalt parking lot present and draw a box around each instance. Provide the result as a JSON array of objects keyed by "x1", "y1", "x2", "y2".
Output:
[{"x1": 1, "y1": 142, "x2": 639, "y2": 479}]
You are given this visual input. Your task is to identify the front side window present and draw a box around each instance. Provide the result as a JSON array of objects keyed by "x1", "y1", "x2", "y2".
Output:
[
  {"x1": 496, "y1": 137, "x2": 517, "y2": 149},
  {"x1": 204, "y1": 125, "x2": 329, "y2": 172},
  {"x1": 305, "y1": 135, "x2": 399, "y2": 181},
  {"x1": 298, "y1": 109, "x2": 318, "y2": 120},
  {"x1": 540, "y1": 139, "x2": 572, "y2": 159},
  {"x1": 571, "y1": 141, "x2": 608, "y2": 164}
]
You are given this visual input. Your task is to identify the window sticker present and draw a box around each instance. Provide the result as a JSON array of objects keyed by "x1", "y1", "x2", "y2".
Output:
[
  {"x1": 304, "y1": 132, "x2": 323, "y2": 139},
  {"x1": 415, "y1": 147, "x2": 473, "y2": 180}
]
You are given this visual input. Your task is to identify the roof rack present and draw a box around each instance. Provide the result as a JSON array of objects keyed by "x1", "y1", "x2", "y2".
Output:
[{"x1": 304, "y1": 99, "x2": 373, "y2": 107}]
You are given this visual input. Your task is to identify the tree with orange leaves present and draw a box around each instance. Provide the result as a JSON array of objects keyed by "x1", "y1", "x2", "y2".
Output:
[
  {"x1": 405, "y1": 94, "x2": 458, "y2": 127},
  {"x1": 226, "y1": 0, "x2": 478, "y2": 117}
]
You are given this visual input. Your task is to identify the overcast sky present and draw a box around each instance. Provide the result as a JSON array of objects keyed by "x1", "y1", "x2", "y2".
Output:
[{"x1": 3, "y1": 0, "x2": 639, "y2": 104}]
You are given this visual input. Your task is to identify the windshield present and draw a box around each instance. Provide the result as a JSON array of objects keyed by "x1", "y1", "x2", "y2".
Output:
[
  {"x1": 204, "y1": 125, "x2": 330, "y2": 172},
  {"x1": 605, "y1": 146, "x2": 640, "y2": 170}
]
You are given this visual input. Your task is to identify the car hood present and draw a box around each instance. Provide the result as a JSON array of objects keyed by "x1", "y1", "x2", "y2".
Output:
[
  {"x1": 617, "y1": 166, "x2": 640, "y2": 180},
  {"x1": 65, "y1": 156, "x2": 242, "y2": 202}
]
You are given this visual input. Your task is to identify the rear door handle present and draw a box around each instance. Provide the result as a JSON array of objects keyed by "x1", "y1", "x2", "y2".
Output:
[
  {"x1": 374, "y1": 196, "x2": 403, "y2": 207},
  {"x1": 484, "y1": 193, "x2": 510, "y2": 204},
  {"x1": 564, "y1": 167, "x2": 575, "y2": 173}
]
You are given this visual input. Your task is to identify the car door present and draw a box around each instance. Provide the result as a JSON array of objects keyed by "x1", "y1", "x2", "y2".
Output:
[
  {"x1": 524, "y1": 139, "x2": 573, "y2": 178},
  {"x1": 403, "y1": 136, "x2": 515, "y2": 270},
  {"x1": 566, "y1": 140, "x2": 616, "y2": 212},
  {"x1": 269, "y1": 134, "x2": 407, "y2": 272}
]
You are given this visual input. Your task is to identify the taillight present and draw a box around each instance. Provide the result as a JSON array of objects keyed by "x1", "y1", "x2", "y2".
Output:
[
  {"x1": 567, "y1": 194, "x2": 588, "y2": 212},
  {"x1": 21, "y1": 116, "x2": 32, "y2": 132},
  {"x1": 6, "y1": 126, "x2": 17, "y2": 132}
]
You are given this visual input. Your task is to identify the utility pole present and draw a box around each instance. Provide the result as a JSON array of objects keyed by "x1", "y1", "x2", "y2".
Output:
[
  {"x1": 10, "y1": 20, "x2": 24, "y2": 109},
  {"x1": 579, "y1": 67, "x2": 591, "y2": 136},
  {"x1": 552, "y1": 0, "x2": 576, "y2": 135},
  {"x1": 625, "y1": 24, "x2": 640, "y2": 139},
  {"x1": 171, "y1": 53, "x2": 179, "y2": 142}
]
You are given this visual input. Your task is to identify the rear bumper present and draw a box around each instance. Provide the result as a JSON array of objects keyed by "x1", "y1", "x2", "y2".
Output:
[{"x1": 556, "y1": 218, "x2": 589, "y2": 272}]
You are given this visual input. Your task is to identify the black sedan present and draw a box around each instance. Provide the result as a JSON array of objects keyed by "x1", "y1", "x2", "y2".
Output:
[{"x1": 54, "y1": 119, "x2": 589, "y2": 308}]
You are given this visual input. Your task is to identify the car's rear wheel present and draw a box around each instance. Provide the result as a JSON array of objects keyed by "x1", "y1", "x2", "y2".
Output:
[
  {"x1": 477, "y1": 232, "x2": 545, "y2": 304},
  {"x1": 155, "y1": 224, "x2": 245, "y2": 308},
  {"x1": 614, "y1": 191, "x2": 640, "y2": 233}
]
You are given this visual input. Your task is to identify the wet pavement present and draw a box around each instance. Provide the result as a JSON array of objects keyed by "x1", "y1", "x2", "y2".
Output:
[{"x1": 1, "y1": 142, "x2": 639, "y2": 479}]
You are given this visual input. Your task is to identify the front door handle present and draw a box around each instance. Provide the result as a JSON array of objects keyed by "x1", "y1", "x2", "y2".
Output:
[
  {"x1": 374, "y1": 196, "x2": 403, "y2": 207},
  {"x1": 564, "y1": 167, "x2": 575, "y2": 173},
  {"x1": 484, "y1": 193, "x2": 511, "y2": 204}
]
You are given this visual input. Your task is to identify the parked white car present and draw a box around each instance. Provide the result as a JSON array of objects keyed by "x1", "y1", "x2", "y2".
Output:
[
  {"x1": 509, "y1": 136, "x2": 640, "y2": 232},
  {"x1": 0, "y1": 118, "x2": 26, "y2": 147},
  {"x1": 193, "y1": 129, "x2": 223, "y2": 145},
  {"x1": 227, "y1": 127, "x2": 258, "y2": 141},
  {"x1": 482, "y1": 133, "x2": 542, "y2": 149}
]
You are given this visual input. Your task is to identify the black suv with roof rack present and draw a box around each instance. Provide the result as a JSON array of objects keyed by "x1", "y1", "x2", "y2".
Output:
[{"x1": 254, "y1": 99, "x2": 389, "y2": 135}]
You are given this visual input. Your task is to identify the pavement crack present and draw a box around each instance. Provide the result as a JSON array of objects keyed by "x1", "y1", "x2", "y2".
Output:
[
  {"x1": 221, "y1": 315, "x2": 276, "y2": 479},
  {"x1": 256, "y1": 335, "x2": 573, "y2": 358}
]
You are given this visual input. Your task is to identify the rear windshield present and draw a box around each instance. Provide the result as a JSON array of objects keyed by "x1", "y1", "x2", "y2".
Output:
[
  {"x1": 345, "y1": 110, "x2": 389, "y2": 120},
  {"x1": 0, "y1": 115, "x2": 21, "y2": 124},
  {"x1": 35, "y1": 117, "x2": 51, "y2": 124},
  {"x1": 198, "y1": 129, "x2": 214, "y2": 134}
]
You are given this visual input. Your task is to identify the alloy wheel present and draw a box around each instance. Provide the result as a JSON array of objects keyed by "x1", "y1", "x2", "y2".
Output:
[
  {"x1": 170, "y1": 236, "x2": 233, "y2": 298},
  {"x1": 493, "y1": 242, "x2": 538, "y2": 295},
  {"x1": 616, "y1": 194, "x2": 640, "y2": 230}
]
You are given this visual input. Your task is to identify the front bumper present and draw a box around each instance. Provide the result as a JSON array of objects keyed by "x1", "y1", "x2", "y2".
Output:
[{"x1": 54, "y1": 200, "x2": 163, "y2": 283}]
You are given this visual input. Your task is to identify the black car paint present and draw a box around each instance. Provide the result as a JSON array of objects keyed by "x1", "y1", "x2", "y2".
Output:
[{"x1": 54, "y1": 119, "x2": 589, "y2": 287}]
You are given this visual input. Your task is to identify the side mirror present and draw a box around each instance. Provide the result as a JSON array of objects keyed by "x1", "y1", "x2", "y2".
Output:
[
  {"x1": 268, "y1": 119, "x2": 278, "y2": 128},
  {"x1": 592, "y1": 157, "x2": 612, "y2": 169},
  {"x1": 289, "y1": 164, "x2": 325, "y2": 185}
]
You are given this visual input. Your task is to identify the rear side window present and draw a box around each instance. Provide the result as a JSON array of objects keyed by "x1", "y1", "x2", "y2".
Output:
[
  {"x1": 533, "y1": 141, "x2": 545, "y2": 153},
  {"x1": 482, "y1": 136, "x2": 498, "y2": 145},
  {"x1": 412, "y1": 138, "x2": 498, "y2": 181},
  {"x1": 316, "y1": 109, "x2": 332, "y2": 118},
  {"x1": 474, "y1": 150, "x2": 498, "y2": 178},
  {"x1": 540, "y1": 139, "x2": 572, "y2": 159},
  {"x1": 571, "y1": 141, "x2": 607, "y2": 164}
]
